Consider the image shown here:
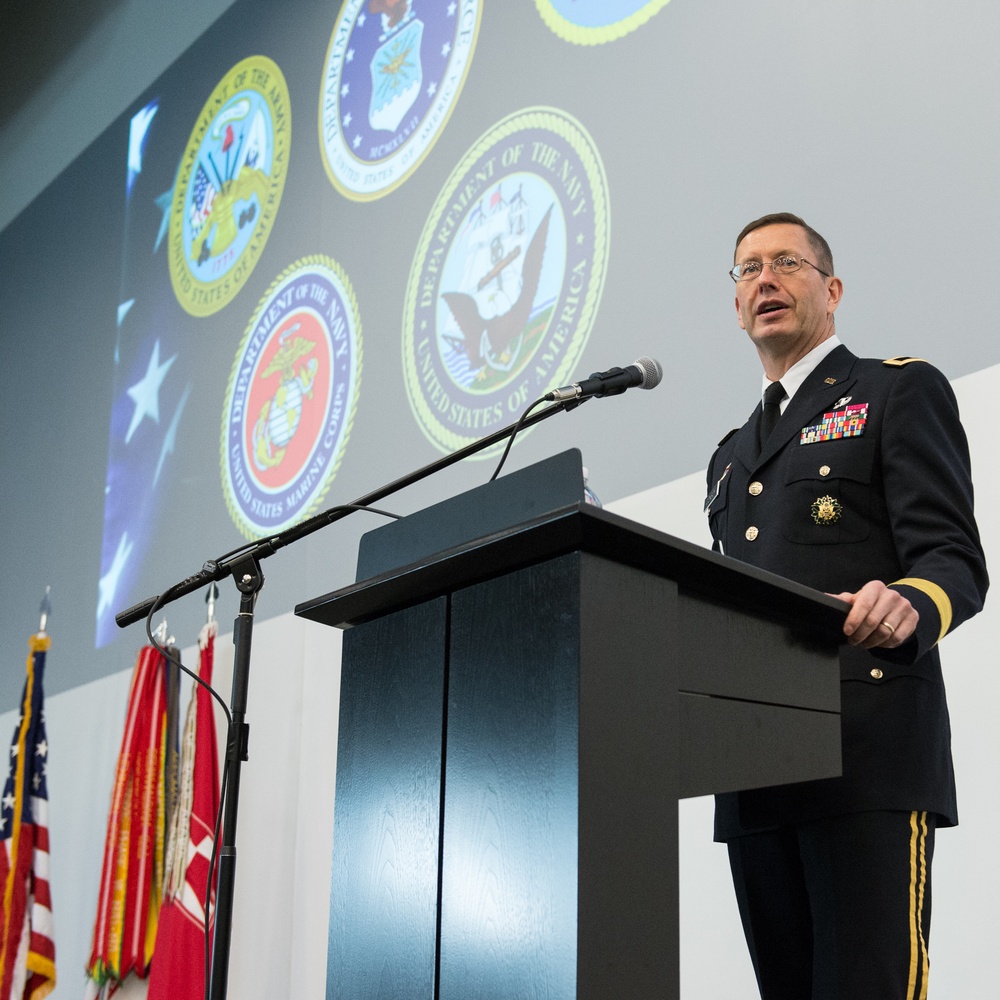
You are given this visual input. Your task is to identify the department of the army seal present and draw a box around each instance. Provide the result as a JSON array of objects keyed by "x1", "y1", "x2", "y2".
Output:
[
  {"x1": 319, "y1": 0, "x2": 481, "y2": 201},
  {"x1": 169, "y1": 55, "x2": 290, "y2": 317},
  {"x1": 221, "y1": 256, "x2": 362, "y2": 538},
  {"x1": 402, "y1": 106, "x2": 610, "y2": 455},
  {"x1": 535, "y1": 0, "x2": 672, "y2": 44}
]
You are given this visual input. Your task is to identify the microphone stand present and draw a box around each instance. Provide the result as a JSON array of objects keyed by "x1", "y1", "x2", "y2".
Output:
[{"x1": 114, "y1": 396, "x2": 585, "y2": 1000}]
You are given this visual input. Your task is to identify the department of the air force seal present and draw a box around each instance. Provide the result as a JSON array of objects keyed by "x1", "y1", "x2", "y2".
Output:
[
  {"x1": 402, "y1": 106, "x2": 610, "y2": 455},
  {"x1": 535, "y1": 0, "x2": 672, "y2": 44},
  {"x1": 221, "y1": 256, "x2": 362, "y2": 538},
  {"x1": 319, "y1": 0, "x2": 481, "y2": 201},
  {"x1": 169, "y1": 55, "x2": 290, "y2": 316}
]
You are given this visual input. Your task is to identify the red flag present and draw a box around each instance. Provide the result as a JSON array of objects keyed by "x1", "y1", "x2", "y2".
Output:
[
  {"x1": 0, "y1": 633, "x2": 56, "y2": 1000},
  {"x1": 85, "y1": 646, "x2": 169, "y2": 994},
  {"x1": 148, "y1": 623, "x2": 220, "y2": 1000}
]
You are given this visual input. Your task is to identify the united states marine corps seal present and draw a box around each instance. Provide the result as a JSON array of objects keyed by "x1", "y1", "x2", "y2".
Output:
[
  {"x1": 169, "y1": 55, "x2": 290, "y2": 316},
  {"x1": 535, "y1": 0, "x2": 672, "y2": 44},
  {"x1": 221, "y1": 256, "x2": 362, "y2": 538},
  {"x1": 402, "y1": 106, "x2": 610, "y2": 455},
  {"x1": 318, "y1": 0, "x2": 481, "y2": 201}
]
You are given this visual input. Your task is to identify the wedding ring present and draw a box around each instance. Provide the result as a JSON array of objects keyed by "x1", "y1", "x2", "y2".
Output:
[{"x1": 880, "y1": 620, "x2": 895, "y2": 635}]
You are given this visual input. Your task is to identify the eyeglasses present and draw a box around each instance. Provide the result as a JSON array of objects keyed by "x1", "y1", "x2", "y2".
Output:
[{"x1": 729, "y1": 254, "x2": 830, "y2": 283}]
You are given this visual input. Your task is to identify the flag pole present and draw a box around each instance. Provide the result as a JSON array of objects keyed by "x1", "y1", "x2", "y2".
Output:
[
  {"x1": 208, "y1": 557, "x2": 260, "y2": 1000},
  {"x1": 114, "y1": 396, "x2": 585, "y2": 630},
  {"x1": 38, "y1": 586, "x2": 51, "y2": 636}
]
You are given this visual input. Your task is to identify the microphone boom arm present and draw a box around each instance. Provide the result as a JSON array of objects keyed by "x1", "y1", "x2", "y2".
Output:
[{"x1": 114, "y1": 395, "x2": 586, "y2": 628}]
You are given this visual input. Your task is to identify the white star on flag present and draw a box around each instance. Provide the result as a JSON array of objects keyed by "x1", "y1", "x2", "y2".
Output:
[
  {"x1": 153, "y1": 383, "x2": 191, "y2": 486},
  {"x1": 117, "y1": 299, "x2": 135, "y2": 327},
  {"x1": 125, "y1": 339, "x2": 177, "y2": 444},
  {"x1": 154, "y1": 186, "x2": 173, "y2": 252},
  {"x1": 128, "y1": 100, "x2": 159, "y2": 191},
  {"x1": 97, "y1": 532, "x2": 134, "y2": 619}
]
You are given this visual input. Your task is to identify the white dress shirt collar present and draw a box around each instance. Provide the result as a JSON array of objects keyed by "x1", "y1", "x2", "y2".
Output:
[{"x1": 761, "y1": 334, "x2": 842, "y2": 413}]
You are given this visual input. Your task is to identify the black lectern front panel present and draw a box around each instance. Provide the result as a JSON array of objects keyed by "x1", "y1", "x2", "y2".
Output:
[
  {"x1": 327, "y1": 599, "x2": 448, "y2": 1000},
  {"x1": 439, "y1": 555, "x2": 582, "y2": 1000}
]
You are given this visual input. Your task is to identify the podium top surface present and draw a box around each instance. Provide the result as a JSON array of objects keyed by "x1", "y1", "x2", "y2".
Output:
[
  {"x1": 355, "y1": 448, "x2": 585, "y2": 580},
  {"x1": 295, "y1": 502, "x2": 848, "y2": 642}
]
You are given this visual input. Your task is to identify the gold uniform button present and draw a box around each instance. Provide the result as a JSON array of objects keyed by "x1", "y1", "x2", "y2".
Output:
[
  {"x1": 749, "y1": 481, "x2": 763, "y2": 496},
  {"x1": 819, "y1": 465, "x2": 831, "y2": 477},
  {"x1": 870, "y1": 668, "x2": 884, "y2": 680},
  {"x1": 745, "y1": 526, "x2": 759, "y2": 541}
]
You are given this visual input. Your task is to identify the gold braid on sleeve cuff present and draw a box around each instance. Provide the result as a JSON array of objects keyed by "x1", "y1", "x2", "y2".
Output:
[{"x1": 891, "y1": 578, "x2": 952, "y2": 645}]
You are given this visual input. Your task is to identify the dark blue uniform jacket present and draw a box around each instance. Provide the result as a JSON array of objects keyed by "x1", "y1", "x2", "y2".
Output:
[{"x1": 705, "y1": 344, "x2": 988, "y2": 841}]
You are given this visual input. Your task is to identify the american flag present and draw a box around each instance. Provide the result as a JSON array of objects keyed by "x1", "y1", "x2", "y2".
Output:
[{"x1": 0, "y1": 634, "x2": 56, "y2": 1000}]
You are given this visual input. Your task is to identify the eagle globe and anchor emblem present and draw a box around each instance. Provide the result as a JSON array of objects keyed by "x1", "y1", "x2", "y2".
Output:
[
  {"x1": 222, "y1": 256, "x2": 363, "y2": 539},
  {"x1": 251, "y1": 324, "x2": 319, "y2": 472}
]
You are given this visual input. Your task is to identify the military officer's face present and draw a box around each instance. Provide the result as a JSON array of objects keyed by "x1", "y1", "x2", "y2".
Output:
[{"x1": 733, "y1": 223, "x2": 842, "y2": 360}]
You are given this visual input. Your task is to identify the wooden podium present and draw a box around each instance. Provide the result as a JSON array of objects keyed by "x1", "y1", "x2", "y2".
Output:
[{"x1": 296, "y1": 451, "x2": 845, "y2": 999}]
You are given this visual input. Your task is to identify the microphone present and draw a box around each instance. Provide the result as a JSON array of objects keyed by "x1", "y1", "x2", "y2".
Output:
[{"x1": 545, "y1": 356, "x2": 663, "y2": 402}]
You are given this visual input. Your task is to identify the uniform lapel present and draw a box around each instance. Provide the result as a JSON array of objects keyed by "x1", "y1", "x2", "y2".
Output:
[
  {"x1": 733, "y1": 401, "x2": 764, "y2": 471},
  {"x1": 756, "y1": 344, "x2": 859, "y2": 466}
]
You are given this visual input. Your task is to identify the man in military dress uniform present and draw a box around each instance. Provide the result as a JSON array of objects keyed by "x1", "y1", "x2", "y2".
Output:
[{"x1": 704, "y1": 213, "x2": 988, "y2": 999}]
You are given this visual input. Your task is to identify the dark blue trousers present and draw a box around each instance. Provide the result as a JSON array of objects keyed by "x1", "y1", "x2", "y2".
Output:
[{"x1": 727, "y1": 810, "x2": 936, "y2": 1000}]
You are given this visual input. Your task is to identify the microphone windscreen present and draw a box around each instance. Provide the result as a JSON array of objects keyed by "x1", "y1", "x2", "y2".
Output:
[{"x1": 634, "y1": 356, "x2": 663, "y2": 389}]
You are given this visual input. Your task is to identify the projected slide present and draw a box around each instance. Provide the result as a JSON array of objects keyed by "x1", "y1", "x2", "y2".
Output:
[
  {"x1": 2, "y1": 0, "x2": 998, "y2": 685},
  {"x1": 90, "y1": 0, "x2": 675, "y2": 649}
]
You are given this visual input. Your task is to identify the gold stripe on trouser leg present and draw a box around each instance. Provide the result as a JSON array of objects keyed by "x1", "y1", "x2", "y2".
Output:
[{"x1": 907, "y1": 811, "x2": 930, "y2": 1000}]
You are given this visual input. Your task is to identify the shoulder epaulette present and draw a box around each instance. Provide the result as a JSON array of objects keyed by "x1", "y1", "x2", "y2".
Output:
[
  {"x1": 717, "y1": 428, "x2": 739, "y2": 446},
  {"x1": 883, "y1": 356, "x2": 929, "y2": 367}
]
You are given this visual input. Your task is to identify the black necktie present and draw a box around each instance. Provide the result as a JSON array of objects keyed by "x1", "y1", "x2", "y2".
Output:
[{"x1": 758, "y1": 380, "x2": 786, "y2": 452}]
